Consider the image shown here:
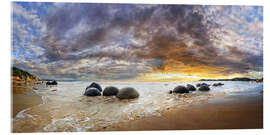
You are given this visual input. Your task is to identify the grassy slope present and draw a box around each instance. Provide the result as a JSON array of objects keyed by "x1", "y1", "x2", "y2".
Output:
[{"x1": 12, "y1": 67, "x2": 39, "y2": 81}]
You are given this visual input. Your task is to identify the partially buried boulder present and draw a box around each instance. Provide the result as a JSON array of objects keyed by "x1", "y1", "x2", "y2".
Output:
[
  {"x1": 86, "y1": 82, "x2": 102, "y2": 92},
  {"x1": 116, "y1": 87, "x2": 139, "y2": 99},
  {"x1": 103, "y1": 86, "x2": 119, "y2": 96},
  {"x1": 196, "y1": 83, "x2": 209, "y2": 87},
  {"x1": 173, "y1": 85, "x2": 189, "y2": 94},
  {"x1": 212, "y1": 82, "x2": 224, "y2": 86},
  {"x1": 84, "y1": 88, "x2": 101, "y2": 96},
  {"x1": 198, "y1": 85, "x2": 210, "y2": 91},
  {"x1": 186, "y1": 84, "x2": 196, "y2": 91}
]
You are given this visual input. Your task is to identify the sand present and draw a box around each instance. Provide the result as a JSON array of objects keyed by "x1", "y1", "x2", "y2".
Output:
[
  {"x1": 12, "y1": 85, "x2": 43, "y2": 118},
  {"x1": 105, "y1": 92, "x2": 263, "y2": 131}
]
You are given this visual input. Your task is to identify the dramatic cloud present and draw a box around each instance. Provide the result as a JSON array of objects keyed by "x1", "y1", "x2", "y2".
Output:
[{"x1": 12, "y1": 2, "x2": 263, "y2": 81}]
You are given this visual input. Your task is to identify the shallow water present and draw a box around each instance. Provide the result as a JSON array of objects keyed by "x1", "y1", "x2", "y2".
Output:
[{"x1": 12, "y1": 81, "x2": 263, "y2": 132}]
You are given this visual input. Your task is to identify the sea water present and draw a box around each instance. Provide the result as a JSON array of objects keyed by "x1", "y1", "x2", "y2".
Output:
[{"x1": 12, "y1": 81, "x2": 263, "y2": 132}]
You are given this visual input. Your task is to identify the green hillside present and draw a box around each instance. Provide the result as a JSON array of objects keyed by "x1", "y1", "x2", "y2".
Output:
[{"x1": 12, "y1": 67, "x2": 39, "y2": 80}]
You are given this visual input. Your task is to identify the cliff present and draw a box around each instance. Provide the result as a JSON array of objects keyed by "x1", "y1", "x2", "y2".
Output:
[{"x1": 12, "y1": 67, "x2": 40, "y2": 85}]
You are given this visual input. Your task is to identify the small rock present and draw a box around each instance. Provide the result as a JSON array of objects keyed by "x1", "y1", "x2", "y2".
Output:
[
  {"x1": 46, "y1": 80, "x2": 58, "y2": 85},
  {"x1": 212, "y1": 82, "x2": 224, "y2": 86}
]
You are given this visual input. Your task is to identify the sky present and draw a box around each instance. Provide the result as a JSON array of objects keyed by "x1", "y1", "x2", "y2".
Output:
[{"x1": 11, "y1": 2, "x2": 263, "y2": 81}]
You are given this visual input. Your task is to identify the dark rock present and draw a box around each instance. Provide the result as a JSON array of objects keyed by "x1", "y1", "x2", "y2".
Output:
[
  {"x1": 46, "y1": 80, "x2": 57, "y2": 85},
  {"x1": 103, "y1": 86, "x2": 119, "y2": 96},
  {"x1": 197, "y1": 83, "x2": 210, "y2": 87},
  {"x1": 84, "y1": 88, "x2": 101, "y2": 96},
  {"x1": 86, "y1": 82, "x2": 102, "y2": 92},
  {"x1": 117, "y1": 87, "x2": 139, "y2": 99},
  {"x1": 212, "y1": 82, "x2": 224, "y2": 86},
  {"x1": 173, "y1": 85, "x2": 189, "y2": 94},
  {"x1": 201, "y1": 83, "x2": 210, "y2": 86},
  {"x1": 168, "y1": 90, "x2": 173, "y2": 94},
  {"x1": 186, "y1": 84, "x2": 196, "y2": 91},
  {"x1": 198, "y1": 85, "x2": 210, "y2": 91}
]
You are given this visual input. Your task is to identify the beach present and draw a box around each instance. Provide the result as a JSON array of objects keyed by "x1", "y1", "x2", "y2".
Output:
[
  {"x1": 12, "y1": 81, "x2": 263, "y2": 132},
  {"x1": 105, "y1": 92, "x2": 263, "y2": 130}
]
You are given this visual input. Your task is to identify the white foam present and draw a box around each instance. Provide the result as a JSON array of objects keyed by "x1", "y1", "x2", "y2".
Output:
[
  {"x1": 83, "y1": 117, "x2": 91, "y2": 122},
  {"x1": 13, "y1": 108, "x2": 35, "y2": 122}
]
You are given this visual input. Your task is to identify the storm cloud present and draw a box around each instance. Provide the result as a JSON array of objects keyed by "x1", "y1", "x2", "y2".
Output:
[{"x1": 12, "y1": 2, "x2": 263, "y2": 80}]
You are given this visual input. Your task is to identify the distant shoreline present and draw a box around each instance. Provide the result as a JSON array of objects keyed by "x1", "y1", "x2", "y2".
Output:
[{"x1": 199, "y1": 77, "x2": 263, "y2": 82}]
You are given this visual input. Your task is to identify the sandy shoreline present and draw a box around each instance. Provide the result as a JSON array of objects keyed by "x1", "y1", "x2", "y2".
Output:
[
  {"x1": 12, "y1": 85, "x2": 43, "y2": 118},
  {"x1": 104, "y1": 92, "x2": 263, "y2": 131},
  {"x1": 12, "y1": 83, "x2": 263, "y2": 132}
]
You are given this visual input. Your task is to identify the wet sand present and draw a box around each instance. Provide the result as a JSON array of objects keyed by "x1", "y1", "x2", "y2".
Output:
[
  {"x1": 12, "y1": 85, "x2": 43, "y2": 117},
  {"x1": 105, "y1": 92, "x2": 263, "y2": 131}
]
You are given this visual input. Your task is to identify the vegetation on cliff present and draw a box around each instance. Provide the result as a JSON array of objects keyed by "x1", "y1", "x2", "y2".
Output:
[{"x1": 12, "y1": 67, "x2": 39, "y2": 81}]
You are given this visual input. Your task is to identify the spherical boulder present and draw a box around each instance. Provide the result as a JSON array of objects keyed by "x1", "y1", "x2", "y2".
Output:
[
  {"x1": 198, "y1": 85, "x2": 210, "y2": 91},
  {"x1": 173, "y1": 85, "x2": 189, "y2": 94},
  {"x1": 186, "y1": 84, "x2": 196, "y2": 91},
  {"x1": 116, "y1": 87, "x2": 139, "y2": 99},
  {"x1": 83, "y1": 88, "x2": 102, "y2": 96},
  {"x1": 86, "y1": 82, "x2": 102, "y2": 92},
  {"x1": 103, "y1": 86, "x2": 119, "y2": 96}
]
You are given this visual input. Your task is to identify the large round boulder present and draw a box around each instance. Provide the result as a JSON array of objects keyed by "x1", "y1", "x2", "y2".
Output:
[
  {"x1": 186, "y1": 84, "x2": 196, "y2": 91},
  {"x1": 116, "y1": 87, "x2": 139, "y2": 99},
  {"x1": 103, "y1": 86, "x2": 119, "y2": 96},
  {"x1": 198, "y1": 85, "x2": 210, "y2": 91},
  {"x1": 83, "y1": 88, "x2": 101, "y2": 96},
  {"x1": 173, "y1": 85, "x2": 189, "y2": 93},
  {"x1": 86, "y1": 82, "x2": 102, "y2": 92}
]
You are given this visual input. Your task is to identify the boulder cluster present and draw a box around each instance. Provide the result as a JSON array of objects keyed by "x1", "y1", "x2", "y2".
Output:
[
  {"x1": 84, "y1": 82, "x2": 224, "y2": 98},
  {"x1": 169, "y1": 82, "x2": 224, "y2": 94},
  {"x1": 83, "y1": 82, "x2": 139, "y2": 99}
]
